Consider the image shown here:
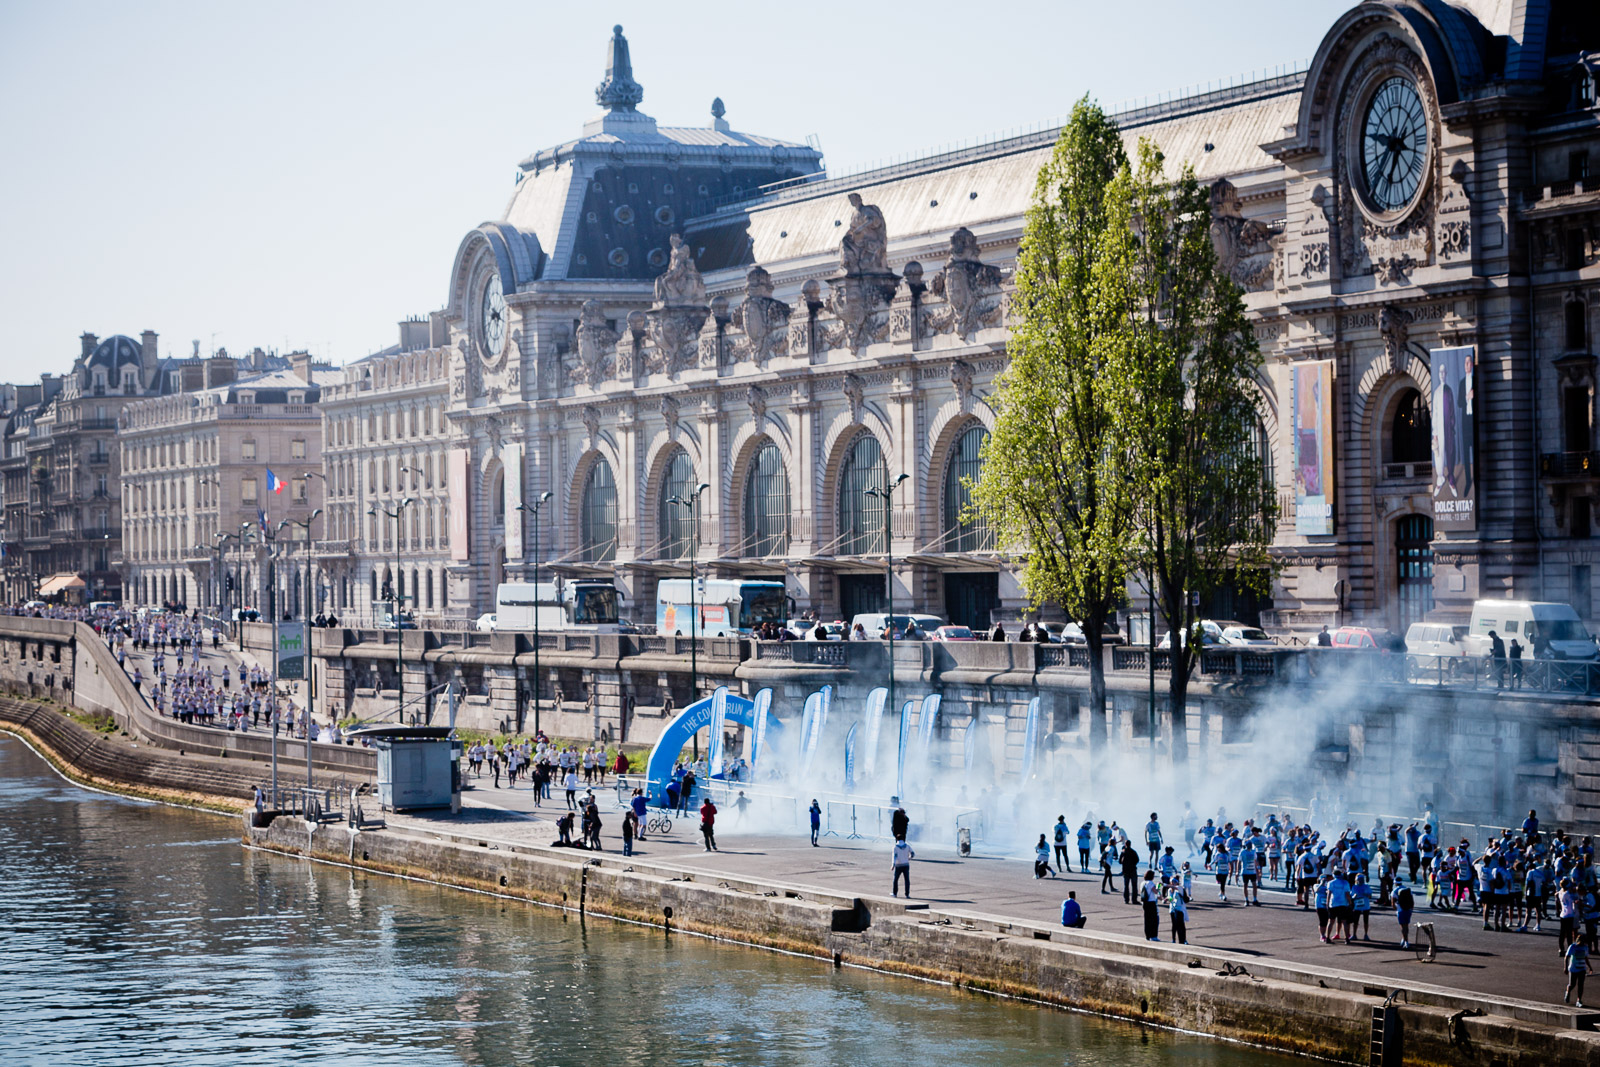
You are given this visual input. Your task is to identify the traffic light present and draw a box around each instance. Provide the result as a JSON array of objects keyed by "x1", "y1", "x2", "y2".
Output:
[{"x1": 225, "y1": 575, "x2": 234, "y2": 592}]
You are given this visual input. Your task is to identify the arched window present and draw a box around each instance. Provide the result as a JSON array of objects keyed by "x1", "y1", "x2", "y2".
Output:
[
  {"x1": 742, "y1": 442, "x2": 790, "y2": 557},
  {"x1": 1390, "y1": 389, "x2": 1431, "y2": 465},
  {"x1": 837, "y1": 434, "x2": 886, "y2": 555},
  {"x1": 942, "y1": 424, "x2": 992, "y2": 552},
  {"x1": 580, "y1": 459, "x2": 617, "y2": 562},
  {"x1": 491, "y1": 469, "x2": 505, "y2": 527},
  {"x1": 1396, "y1": 514, "x2": 1434, "y2": 630},
  {"x1": 658, "y1": 449, "x2": 696, "y2": 559}
]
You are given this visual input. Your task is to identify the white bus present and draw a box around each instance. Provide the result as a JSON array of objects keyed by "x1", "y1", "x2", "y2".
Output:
[
  {"x1": 655, "y1": 578, "x2": 788, "y2": 637},
  {"x1": 495, "y1": 579, "x2": 621, "y2": 633}
]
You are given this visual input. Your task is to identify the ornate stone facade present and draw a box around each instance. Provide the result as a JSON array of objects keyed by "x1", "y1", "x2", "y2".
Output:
[{"x1": 407, "y1": 10, "x2": 1599, "y2": 633}]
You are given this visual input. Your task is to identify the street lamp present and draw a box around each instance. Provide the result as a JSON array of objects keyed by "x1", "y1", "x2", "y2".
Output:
[
  {"x1": 864, "y1": 473, "x2": 910, "y2": 719},
  {"x1": 215, "y1": 531, "x2": 237, "y2": 625},
  {"x1": 515, "y1": 491, "x2": 553, "y2": 737},
  {"x1": 667, "y1": 480, "x2": 711, "y2": 754},
  {"x1": 368, "y1": 497, "x2": 413, "y2": 723},
  {"x1": 301, "y1": 471, "x2": 328, "y2": 620},
  {"x1": 280, "y1": 509, "x2": 322, "y2": 797}
]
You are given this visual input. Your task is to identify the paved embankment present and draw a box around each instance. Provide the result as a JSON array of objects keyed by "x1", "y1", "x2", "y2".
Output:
[
  {"x1": 245, "y1": 807, "x2": 1600, "y2": 1067},
  {"x1": 0, "y1": 695, "x2": 347, "y2": 811}
]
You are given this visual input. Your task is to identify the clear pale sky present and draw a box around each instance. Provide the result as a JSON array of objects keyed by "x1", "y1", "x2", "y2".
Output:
[{"x1": 0, "y1": 0, "x2": 1352, "y2": 379}]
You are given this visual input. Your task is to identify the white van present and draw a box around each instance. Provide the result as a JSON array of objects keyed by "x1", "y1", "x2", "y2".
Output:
[
  {"x1": 849, "y1": 613, "x2": 944, "y2": 639},
  {"x1": 1404, "y1": 622, "x2": 1467, "y2": 658},
  {"x1": 1462, "y1": 600, "x2": 1598, "y2": 661}
]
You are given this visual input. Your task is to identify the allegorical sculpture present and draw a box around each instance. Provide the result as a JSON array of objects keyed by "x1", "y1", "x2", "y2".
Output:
[
  {"x1": 1209, "y1": 179, "x2": 1279, "y2": 293},
  {"x1": 734, "y1": 265, "x2": 791, "y2": 365},
  {"x1": 827, "y1": 195, "x2": 898, "y2": 353},
  {"x1": 573, "y1": 300, "x2": 617, "y2": 386},
  {"x1": 930, "y1": 227, "x2": 1005, "y2": 339},
  {"x1": 649, "y1": 235, "x2": 710, "y2": 375}
]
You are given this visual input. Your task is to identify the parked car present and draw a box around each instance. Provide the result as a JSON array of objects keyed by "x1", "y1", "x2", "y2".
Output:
[
  {"x1": 1328, "y1": 625, "x2": 1405, "y2": 652},
  {"x1": 794, "y1": 620, "x2": 847, "y2": 640},
  {"x1": 1461, "y1": 599, "x2": 1597, "y2": 661},
  {"x1": 1219, "y1": 624, "x2": 1277, "y2": 648},
  {"x1": 1057, "y1": 620, "x2": 1128, "y2": 646},
  {"x1": 932, "y1": 625, "x2": 977, "y2": 641},
  {"x1": 1404, "y1": 622, "x2": 1466, "y2": 658},
  {"x1": 849, "y1": 613, "x2": 944, "y2": 640},
  {"x1": 1156, "y1": 620, "x2": 1224, "y2": 649},
  {"x1": 475, "y1": 613, "x2": 498, "y2": 633}
]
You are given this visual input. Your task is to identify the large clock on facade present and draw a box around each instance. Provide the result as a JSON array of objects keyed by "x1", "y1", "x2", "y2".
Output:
[
  {"x1": 480, "y1": 271, "x2": 507, "y2": 361},
  {"x1": 1360, "y1": 76, "x2": 1428, "y2": 215}
]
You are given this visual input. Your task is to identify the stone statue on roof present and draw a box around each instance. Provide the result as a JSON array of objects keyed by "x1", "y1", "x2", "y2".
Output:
[
  {"x1": 653, "y1": 235, "x2": 707, "y2": 307},
  {"x1": 840, "y1": 193, "x2": 888, "y2": 275}
]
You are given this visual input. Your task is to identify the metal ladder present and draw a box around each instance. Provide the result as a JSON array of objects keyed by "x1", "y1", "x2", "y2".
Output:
[{"x1": 1369, "y1": 991, "x2": 1403, "y2": 1066}]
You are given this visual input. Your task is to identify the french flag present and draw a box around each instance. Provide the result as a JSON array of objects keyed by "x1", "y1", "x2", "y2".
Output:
[{"x1": 266, "y1": 468, "x2": 285, "y2": 494}]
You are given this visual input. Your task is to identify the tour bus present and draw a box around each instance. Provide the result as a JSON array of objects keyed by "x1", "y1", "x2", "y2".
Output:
[
  {"x1": 655, "y1": 578, "x2": 788, "y2": 637},
  {"x1": 494, "y1": 579, "x2": 621, "y2": 633}
]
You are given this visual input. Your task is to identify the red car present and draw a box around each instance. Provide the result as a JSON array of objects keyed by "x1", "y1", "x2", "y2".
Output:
[{"x1": 1329, "y1": 625, "x2": 1405, "y2": 653}]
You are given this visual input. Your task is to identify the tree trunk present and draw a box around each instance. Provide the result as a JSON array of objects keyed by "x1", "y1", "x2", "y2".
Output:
[
  {"x1": 1083, "y1": 612, "x2": 1108, "y2": 792},
  {"x1": 1162, "y1": 587, "x2": 1192, "y2": 785}
]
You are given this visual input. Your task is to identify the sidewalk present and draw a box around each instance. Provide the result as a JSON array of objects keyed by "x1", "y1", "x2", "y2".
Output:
[{"x1": 396, "y1": 778, "x2": 1586, "y2": 1011}]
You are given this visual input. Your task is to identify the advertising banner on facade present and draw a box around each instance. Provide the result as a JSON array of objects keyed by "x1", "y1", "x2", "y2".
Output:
[
  {"x1": 503, "y1": 443, "x2": 523, "y2": 561},
  {"x1": 1292, "y1": 360, "x2": 1336, "y2": 535},
  {"x1": 276, "y1": 622, "x2": 305, "y2": 681},
  {"x1": 1429, "y1": 345, "x2": 1477, "y2": 531},
  {"x1": 448, "y1": 448, "x2": 469, "y2": 562}
]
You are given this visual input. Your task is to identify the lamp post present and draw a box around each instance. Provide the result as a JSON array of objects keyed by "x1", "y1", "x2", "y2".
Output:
[
  {"x1": 864, "y1": 473, "x2": 910, "y2": 719},
  {"x1": 368, "y1": 498, "x2": 413, "y2": 723},
  {"x1": 215, "y1": 531, "x2": 238, "y2": 630},
  {"x1": 280, "y1": 509, "x2": 322, "y2": 797},
  {"x1": 301, "y1": 471, "x2": 328, "y2": 620},
  {"x1": 667, "y1": 481, "x2": 711, "y2": 756},
  {"x1": 515, "y1": 491, "x2": 553, "y2": 737}
]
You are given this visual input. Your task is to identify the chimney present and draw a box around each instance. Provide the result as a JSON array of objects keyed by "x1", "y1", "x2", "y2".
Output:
[
  {"x1": 289, "y1": 350, "x2": 313, "y2": 386},
  {"x1": 140, "y1": 329, "x2": 158, "y2": 366},
  {"x1": 80, "y1": 332, "x2": 98, "y2": 359},
  {"x1": 204, "y1": 357, "x2": 235, "y2": 389},
  {"x1": 398, "y1": 318, "x2": 430, "y2": 353}
]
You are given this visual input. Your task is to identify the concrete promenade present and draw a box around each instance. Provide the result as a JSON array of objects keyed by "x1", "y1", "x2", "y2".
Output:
[{"x1": 399, "y1": 778, "x2": 1588, "y2": 1014}]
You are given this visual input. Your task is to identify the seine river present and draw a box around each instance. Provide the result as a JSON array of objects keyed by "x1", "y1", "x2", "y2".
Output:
[{"x1": 0, "y1": 735, "x2": 1303, "y2": 1066}]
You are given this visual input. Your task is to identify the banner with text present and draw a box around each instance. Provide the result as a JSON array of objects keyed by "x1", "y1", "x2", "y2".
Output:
[
  {"x1": 448, "y1": 448, "x2": 469, "y2": 561},
  {"x1": 1292, "y1": 360, "x2": 1336, "y2": 535},
  {"x1": 1429, "y1": 345, "x2": 1477, "y2": 531}
]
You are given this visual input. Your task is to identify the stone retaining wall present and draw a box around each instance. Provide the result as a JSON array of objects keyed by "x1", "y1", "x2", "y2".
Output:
[{"x1": 243, "y1": 816, "x2": 1599, "y2": 1067}]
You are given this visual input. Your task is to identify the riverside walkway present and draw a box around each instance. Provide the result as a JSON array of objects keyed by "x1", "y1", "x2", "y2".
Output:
[{"x1": 386, "y1": 783, "x2": 1588, "y2": 1014}]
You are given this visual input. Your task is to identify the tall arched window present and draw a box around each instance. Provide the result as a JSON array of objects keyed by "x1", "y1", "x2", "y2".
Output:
[
  {"x1": 1396, "y1": 514, "x2": 1434, "y2": 630},
  {"x1": 658, "y1": 449, "x2": 696, "y2": 559},
  {"x1": 491, "y1": 469, "x2": 505, "y2": 527},
  {"x1": 1390, "y1": 389, "x2": 1431, "y2": 465},
  {"x1": 942, "y1": 424, "x2": 992, "y2": 551},
  {"x1": 580, "y1": 458, "x2": 617, "y2": 562},
  {"x1": 743, "y1": 442, "x2": 790, "y2": 556},
  {"x1": 837, "y1": 434, "x2": 886, "y2": 555}
]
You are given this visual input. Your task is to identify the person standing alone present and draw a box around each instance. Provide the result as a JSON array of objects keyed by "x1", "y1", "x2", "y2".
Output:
[
  {"x1": 1053, "y1": 815, "x2": 1073, "y2": 873},
  {"x1": 809, "y1": 799, "x2": 822, "y2": 847},
  {"x1": 892, "y1": 837, "x2": 915, "y2": 897}
]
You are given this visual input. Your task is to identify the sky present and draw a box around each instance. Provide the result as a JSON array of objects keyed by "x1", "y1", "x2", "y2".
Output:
[{"x1": 0, "y1": 0, "x2": 1353, "y2": 379}]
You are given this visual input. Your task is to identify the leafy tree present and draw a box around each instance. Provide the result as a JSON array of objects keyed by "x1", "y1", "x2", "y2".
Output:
[
  {"x1": 971, "y1": 99, "x2": 1131, "y2": 759},
  {"x1": 1099, "y1": 140, "x2": 1278, "y2": 773}
]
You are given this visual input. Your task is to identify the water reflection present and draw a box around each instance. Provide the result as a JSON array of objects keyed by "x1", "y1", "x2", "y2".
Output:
[{"x1": 0, "y1": 736, "x2": 1301, "y2": 1066}]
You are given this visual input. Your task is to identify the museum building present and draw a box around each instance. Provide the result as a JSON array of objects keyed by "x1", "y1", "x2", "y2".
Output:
[{"x1": 331, "y1": 4, "x2": 1600, "y2": 633}]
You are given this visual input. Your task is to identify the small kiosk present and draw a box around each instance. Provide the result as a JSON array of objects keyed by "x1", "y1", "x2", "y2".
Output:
[{"x1": 352, "y1": 725, "x2": 461, "y2": 812}]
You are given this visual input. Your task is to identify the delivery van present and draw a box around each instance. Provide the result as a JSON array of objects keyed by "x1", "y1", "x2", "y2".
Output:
[{"x1": 1461, "y1": 600, "x2": 1597, "y2": 661}]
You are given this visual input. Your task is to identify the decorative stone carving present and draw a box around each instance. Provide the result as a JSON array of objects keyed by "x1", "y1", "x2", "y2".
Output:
[
  {"x1": 842, "y1": 373, "x2": 865, "y2": 424},
  {"x1": 659, "y1": 394, "x2": 680, "y2": 429},
  {"x1": 648, "y1": 235, "x2": 709, "y2": 376},
  {"x1": 595, "y1": 25, "x2": 645, "y2": 112},
  {"x1": 733, "y1": 266, "x2": 791, "y2": 365},
  {"x1": 1374, "y1": 254, "x2": 1418, "y2": 286},
  {"x1": 1439, "y1": 220, "x2": 1470, "y2": 258},
  {"x1": 746, "y1": 383, "x2": 768, "y2": 421},
  {"x1": 573, "y1": 300, "x2": 617, "y2": 387},
  {"x1": 840, "y1": 193, "x2": 888, "y2": 274},
  {"x1": 1209, "y1": 180, "x2": 1279, "y2": 293},
  {"x1": 582, "y1": 404, "x2": 600, "y2": 441},
  {"x1": 1379, "y1": 305, "x2": 1412, "y2": 375},
  {"x1": 930, "y1": 228, "x2": 1006, "y2": 338},
  {"x1": 950, "y1": 359, "x2": 975, "y2": 406}
]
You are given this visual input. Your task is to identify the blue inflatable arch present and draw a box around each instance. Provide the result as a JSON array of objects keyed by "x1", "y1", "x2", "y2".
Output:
[{"x1": 644, "y1": 690, "x2": 783, "y2": 805}]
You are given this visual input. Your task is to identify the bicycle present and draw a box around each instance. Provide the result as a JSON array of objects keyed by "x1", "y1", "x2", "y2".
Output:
[{"x1": 646, "y1": 814, "x2": 673, "y2": 835}]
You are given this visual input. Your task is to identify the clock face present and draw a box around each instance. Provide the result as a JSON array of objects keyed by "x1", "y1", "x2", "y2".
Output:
[
  {"x1": 1361, "y1": 76, "x2": 1428, "y2": 214},
  {"x1": 481, "y1": 272, "x2": 507, "y2": 360}
]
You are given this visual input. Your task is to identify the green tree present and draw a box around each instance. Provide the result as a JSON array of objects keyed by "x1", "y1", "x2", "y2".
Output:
[
  {"x1": 971, "y1": 98, "x2": 1131, "y2": 756},
  {"x1": 1099, "y1": 140, "x2": 1278, "y2": 774}
]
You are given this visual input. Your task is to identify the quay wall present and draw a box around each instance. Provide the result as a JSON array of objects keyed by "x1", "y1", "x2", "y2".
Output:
[{"x1": 245, "y1": 815, "x2": 1600, "y2": 1067}]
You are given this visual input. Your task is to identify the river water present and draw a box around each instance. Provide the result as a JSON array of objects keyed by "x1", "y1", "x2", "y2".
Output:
[{"x1": 0, "y1": 735, "x2": 1304, "y2": 1066}]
